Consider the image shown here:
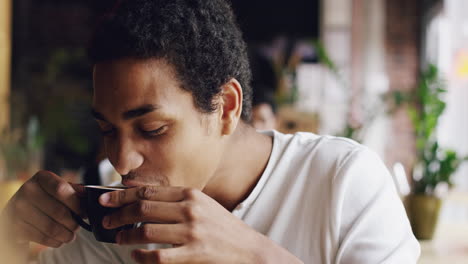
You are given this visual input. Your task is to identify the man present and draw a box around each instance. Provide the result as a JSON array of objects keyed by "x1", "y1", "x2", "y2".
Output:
[
  {"x1": 2, "y1": 0, "x2": 420, "y2": 263},
  {"x1": 250, "y1": 50, "x2": 278, "y2": 131},
  {"x1": 251, "y1": 93, "x2": 277, "y2": 131}
]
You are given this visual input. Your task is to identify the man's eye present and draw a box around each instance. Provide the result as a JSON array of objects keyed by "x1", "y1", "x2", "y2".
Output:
[
  {"x1": 142, "y1": 125, "x2": 167, "y2": 137},
  {"x1": 100, "y1": 128, "x2": 116, "y2": 137}
]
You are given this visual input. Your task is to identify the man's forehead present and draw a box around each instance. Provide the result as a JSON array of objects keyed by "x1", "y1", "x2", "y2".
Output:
[
  {"x1": 91, "y1": 58, "x2": 195, "y2": 121},
  {"x1": 93, "y1": 60, "x2": 173, "y2": 100},
  {"x1": 93, "y1": 57, "x2": 174, "y2": 77}
]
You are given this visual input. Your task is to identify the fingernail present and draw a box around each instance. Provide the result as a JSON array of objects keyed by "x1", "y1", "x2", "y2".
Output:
[{"x1": 99, "y1": 193, "x2": 110, "y2": 205}]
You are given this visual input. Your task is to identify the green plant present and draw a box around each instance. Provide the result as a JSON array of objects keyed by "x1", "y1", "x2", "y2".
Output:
[
  {"x1": 7, "y1": 47, "x2": 95, "y2": 173},
  {"x1": 0, "y1": 117, "x2": 44, "y2": 181},
  {"x1": 311, "y1": 40, "x2": 371, "y2": 141},
  {"x1": 314, "y1": 43, "x2": 467, "y2": 194},
  {"x1": 311, "y1": 41, "x2": 467, "y2": 194},
  {"x1": 407, "y1": 64, "x2": 468, "y2": 195},
  {"x1": 36, "y1": 48, "x2": 93, "y2": 155},
  {"x1": 311, "y1": 40, "x2": 346, "y2": 87}
]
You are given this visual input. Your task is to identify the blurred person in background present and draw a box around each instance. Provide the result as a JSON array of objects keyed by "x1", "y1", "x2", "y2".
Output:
[
  {"x1": 251, "y1": 91, "x2": 277, "y2": 130},
  {"x1": 250, "y1": 49, "x2": 278, "y2": 130},
  {"x1": 1, "y1": 0, "x2": 419, "y2": 263}
]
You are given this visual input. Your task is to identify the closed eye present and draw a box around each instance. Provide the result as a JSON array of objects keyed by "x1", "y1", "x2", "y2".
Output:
[
  {"x1": 142, "y1": 125, "x2": 168, "y2": 137},
  {"x1": 100, "y1": 127, "x2": 116, "y2": 137}
]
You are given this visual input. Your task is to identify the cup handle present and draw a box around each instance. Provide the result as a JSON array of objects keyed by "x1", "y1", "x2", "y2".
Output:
[{"x1": 70, "y1": 211, "x2": 92, "y2": 232}]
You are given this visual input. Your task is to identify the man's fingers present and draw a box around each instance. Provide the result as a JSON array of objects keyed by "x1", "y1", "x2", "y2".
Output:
[
  {"x1": 132, "y1": 249, "x2": 161, "y2": 264},
  {"x1": 70, "y1": 183, "x2": 86, "y2": 197},
  {"x1": 14, "y1": 198, "x2": 75, "y2": 243},
  {"x1": 104, "y1": 201, "x2": 184, "y2": 229},
  {"x1": 15, "y1": 220, "x2": 64, "y2": 248},
  {"x1": 100, "y1": 186, "x2": 186, "y2": 208},
  {"x1": 21, "y1": 182, "x2": 79, "y2": 232},
  {"x1": 117, "y1": 224, "x2": 187, "y2": 245},
  {"x1": 34, "y1": 171, "x2": 82, "y2": 215},
  {"x1": 132, "y1": 248, "x2": 182, "y2": 264}
]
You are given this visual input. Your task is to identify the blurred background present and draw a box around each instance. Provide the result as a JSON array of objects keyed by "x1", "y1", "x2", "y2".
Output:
[{"x1": 0, "y1": 0, "x2": 467, "y2": 263}]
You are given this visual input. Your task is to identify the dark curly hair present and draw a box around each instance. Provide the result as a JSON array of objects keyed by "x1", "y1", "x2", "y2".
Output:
[{"x1": 88, "y1": 0, "x2": 252, "y2": 121}]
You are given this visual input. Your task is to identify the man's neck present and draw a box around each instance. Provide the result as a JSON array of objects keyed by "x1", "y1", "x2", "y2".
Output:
[{"x1": 202, "y1": 125, "x2": 273, "y2": 211}]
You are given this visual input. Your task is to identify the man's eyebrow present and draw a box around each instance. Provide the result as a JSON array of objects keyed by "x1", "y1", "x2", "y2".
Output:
[
  {"x1": 122, "y1": 104, "x2": 159, "y2": 120},
  {"x1": 91, "y1": 104, "x2": 160, "y2": 122},
  {"x1": 91, "y1": 109, "x2": 108, "y2": 122}
]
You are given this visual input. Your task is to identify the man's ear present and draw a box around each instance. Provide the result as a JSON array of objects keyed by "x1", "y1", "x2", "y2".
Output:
[{"x1": 218, "y1": 78, "x2": 243, "y2": 135}]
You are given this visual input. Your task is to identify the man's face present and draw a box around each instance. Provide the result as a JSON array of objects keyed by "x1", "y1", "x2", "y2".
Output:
[
  {"x1": 252, "y1": 103, "x2": 276, "y2": 131},
  {"x1": 92, "y1": 58, "x2": 225, "y2": 189}
]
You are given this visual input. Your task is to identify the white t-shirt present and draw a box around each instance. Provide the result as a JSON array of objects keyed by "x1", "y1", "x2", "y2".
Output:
[{"x1": 39, "y1": 131, "x2": 420, "y2": 263}]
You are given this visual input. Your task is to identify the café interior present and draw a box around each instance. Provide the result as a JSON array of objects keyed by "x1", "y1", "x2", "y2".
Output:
[{"x1": 1, "y1": 0, "x2": 468, "y2": 263}]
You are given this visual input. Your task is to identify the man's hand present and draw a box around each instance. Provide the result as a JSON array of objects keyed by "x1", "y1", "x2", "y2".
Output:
[
  {"x1": 100, "y1": 186, "x2": 302, "y2": 264},
  {"x1": 1, "y1": 170, "x2": 84, "y2": 248}
]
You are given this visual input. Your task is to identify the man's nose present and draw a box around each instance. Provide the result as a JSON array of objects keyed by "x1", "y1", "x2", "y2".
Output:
[{"x1": 107, "y1": 136, "x2": 144, "y2": 175}]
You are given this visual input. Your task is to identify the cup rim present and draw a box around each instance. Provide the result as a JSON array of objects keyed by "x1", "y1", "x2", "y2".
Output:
[{"x1": 83, "y1": 185, "x2": 128, "y2": 191}]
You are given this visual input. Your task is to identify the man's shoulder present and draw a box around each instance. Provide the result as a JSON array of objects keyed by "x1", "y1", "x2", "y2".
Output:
[
  {"x1": 261, "y1": 130, "x2": 371, "y2": 193},
  {"x1": 274, "y1": 131, "x2": 366, "y2": 167}
]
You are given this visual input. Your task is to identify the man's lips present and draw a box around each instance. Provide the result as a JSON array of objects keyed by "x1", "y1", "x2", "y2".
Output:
[
  {"x1": 121, "y1": 175, "x2": 170, "y2": 187},
  {"x1": 121, "y1": 179, "x2": 145, "y2": 187}
]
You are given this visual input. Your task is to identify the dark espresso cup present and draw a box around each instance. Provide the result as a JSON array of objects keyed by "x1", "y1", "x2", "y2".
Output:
[{"x1": 72, "y1": 185, "x2": 136, "y2": 243}]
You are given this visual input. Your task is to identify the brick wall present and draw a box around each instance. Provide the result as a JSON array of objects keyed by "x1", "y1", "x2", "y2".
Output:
[{"x1": 384, "y1": 0, "x2": 422, "y2": 180}]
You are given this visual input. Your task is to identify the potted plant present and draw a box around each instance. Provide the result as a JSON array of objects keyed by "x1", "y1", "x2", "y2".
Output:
[{"x1": 404, "y1": 64, "x2": 468, "y2": 240}]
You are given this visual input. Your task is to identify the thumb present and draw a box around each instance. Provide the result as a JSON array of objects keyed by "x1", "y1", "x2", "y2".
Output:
[{"x1": 69, "y1": 183, "x2": 87, "y2": 218}]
